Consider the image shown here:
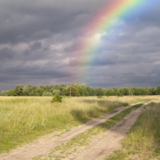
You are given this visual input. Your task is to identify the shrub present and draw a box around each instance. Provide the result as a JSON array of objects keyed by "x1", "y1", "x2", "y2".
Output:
[
  {"x1": 97, "y1": 96, "x2": 103, "y2": 98},
  {"x1": 52, "y1": 93, "x2": 63, "y2": 103}
]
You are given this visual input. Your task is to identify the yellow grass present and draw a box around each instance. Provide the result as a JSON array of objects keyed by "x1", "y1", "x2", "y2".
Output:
[{"x1": 0, "y1": 96, "x2": 149, "y2": 153}]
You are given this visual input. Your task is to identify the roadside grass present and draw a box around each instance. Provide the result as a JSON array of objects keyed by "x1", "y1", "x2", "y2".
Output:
[
  {"x1": 34, "y1": 104, "x2": 143, "y2": 160},
  {"x1": 106, "y1": 102, "x2": 160, "y2": 160},
  {"x1": 0, "y1": 96, "x2": 141, "y2": 153}
]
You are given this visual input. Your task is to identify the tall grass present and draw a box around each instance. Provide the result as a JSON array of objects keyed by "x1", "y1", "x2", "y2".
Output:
[
  {"x1": 107, "y1": 102, "x2": 160, "y2": 160},
  {"x1": 0, "y1": 96, "x2": 142, "y2": 153}
]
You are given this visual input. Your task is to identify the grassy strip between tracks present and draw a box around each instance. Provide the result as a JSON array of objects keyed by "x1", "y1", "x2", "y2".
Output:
[
  {"x1": 33, "y1": 103, "x2": 143, "y2": 160},
  {"x1": 107, "y1": 102, "x2": 160, "y2": 160}
]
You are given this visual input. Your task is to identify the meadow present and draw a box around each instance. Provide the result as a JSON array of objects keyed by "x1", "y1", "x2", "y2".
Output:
[{"x1": 0, "y1": 96, "x2": 141, "y2": 153}]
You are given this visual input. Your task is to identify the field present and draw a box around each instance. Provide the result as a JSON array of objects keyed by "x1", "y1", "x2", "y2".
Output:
[{"x1": 0, "y1": 96, "x2": 159, "y2": 160}]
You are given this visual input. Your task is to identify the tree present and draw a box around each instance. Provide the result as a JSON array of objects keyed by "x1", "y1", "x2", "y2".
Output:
[
  {"x1": 120, "y1": 88, "x2": 129, "y2": 95},
  {"x1": 155, "y1": 86, "x2": 160, "y2": 95},
  {"x1": 96, "y1": 87, "x2": 104, "y2": 96},
  {"x1": 51, "y1": 93, "x2": 62, "y2": 103},
  {"x1": 42, "y1": 92, "x2": 52, "y2": 96},
  {"x1": 0, "y1": 90, "x2": 7, "y2": 96},
  {"x1": 107, "y1": 89, "x2": 115, "y2": 96},
  {"x1": 81, "y1": 85, "x2": 89, "y2": 96},
  {"x1": 52, "y1": 89, "x2": 61, "y2": 95},
  {"x1": 149, "y1": 87, "x2": 156, "y2": 95},
  {"x1": 14, "y1": 85, "x2": 24, "y2": 96},
  {"x1": 64, "y1": 85, "x2": 80, "y2": 96}
]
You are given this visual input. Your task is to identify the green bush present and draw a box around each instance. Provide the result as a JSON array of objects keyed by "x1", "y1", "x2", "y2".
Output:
[
  {"x1": 97, "y1": 96, "x2": 103, "y2": 98},
  {"x1": 52, "y1": 93, "x2": 63, "y2": 103}
]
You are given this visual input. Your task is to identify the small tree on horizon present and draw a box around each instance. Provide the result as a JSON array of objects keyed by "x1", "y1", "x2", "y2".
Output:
[{"x1": 51, "y1": 93, "x2": 62, "y2": 103}]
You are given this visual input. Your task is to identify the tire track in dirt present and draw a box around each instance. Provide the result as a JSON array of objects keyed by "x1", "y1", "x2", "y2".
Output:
[
  {"x1": 0, "y1": 102, "x2": 142, "y2": 160},
  {"x1": 69, "y1": 102, "x2": 151, "y2": 160}
]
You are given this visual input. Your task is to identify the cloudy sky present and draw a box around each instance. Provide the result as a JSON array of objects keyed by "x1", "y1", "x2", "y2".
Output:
[{"x1": 0, "y1": 0, "x2": 160, "y2": 90}]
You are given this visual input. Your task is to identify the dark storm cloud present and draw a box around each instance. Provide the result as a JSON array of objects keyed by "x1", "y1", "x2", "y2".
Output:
[
  {"x1": 0, "y1": 47, "x2": 16, "y2": 61},
  {"x1": 86, "y1": 62, "x2": 160, "y2": 88},
  {"x1": 30, "y1": 42, "x2": 42, "y2": 51},
  {"x1": 5, "y1": 66, "x2": 72, "y2": 78},
  {"x1": 0, "y1": 0, "x2": 106, "y2": 44},
  {"x1": 0, "y1": 0, "x2": 160, "y2": 90}
]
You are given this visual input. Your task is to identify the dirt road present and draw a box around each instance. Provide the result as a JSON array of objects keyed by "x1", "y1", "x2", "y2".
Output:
[
  {"x1": 0, "y1": 102, "x2": 147, "y2": 160},
  {"x1": 69, "y1": 102, "x2": 150, "y2": 160}
]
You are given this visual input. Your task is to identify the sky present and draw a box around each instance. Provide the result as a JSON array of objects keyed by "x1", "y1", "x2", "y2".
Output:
[{"x1": 0, "y1": 0, "x2": 160, "y2": 90}]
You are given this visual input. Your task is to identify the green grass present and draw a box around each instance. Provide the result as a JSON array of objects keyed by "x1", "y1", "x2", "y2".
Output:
[
  {"x1": 0, "y1": 96, "x2": 141, "y2": 153},
  {"x1": 34, "y1": 104, "x2": 143, "y2": 160},
  {"x1": 107, "y1": 102, "x2": 160, "y2": 160}
]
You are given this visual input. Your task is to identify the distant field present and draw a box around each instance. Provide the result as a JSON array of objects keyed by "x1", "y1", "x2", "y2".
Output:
[{"x1": 0, "y1": 96, "x2": 144, "y2": 153}]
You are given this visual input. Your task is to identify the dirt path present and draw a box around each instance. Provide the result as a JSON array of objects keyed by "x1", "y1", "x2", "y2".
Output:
[
  {"x1": 0, "y1": 102, "x2": 142, "y2": 160},
  {"x1": 68, "y1": 102, "x2": 150, "y2": 160}
]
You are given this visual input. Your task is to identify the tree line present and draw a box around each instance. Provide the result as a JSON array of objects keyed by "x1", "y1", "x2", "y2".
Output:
[{"x1": 0, "y1": 84, "x2": 160, "y2": 96}]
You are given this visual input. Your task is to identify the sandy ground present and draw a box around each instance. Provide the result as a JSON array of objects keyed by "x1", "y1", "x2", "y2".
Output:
[
  {"x1": 0, "y1": 102, "x2": 145, "y2": 160},
  {"x1": 68, "y1": 102, "x2": 150, "y2": 160}
]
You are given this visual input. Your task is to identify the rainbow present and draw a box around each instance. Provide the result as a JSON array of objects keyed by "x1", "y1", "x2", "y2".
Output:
[{"x1": 76, "y1": 0, "x2": 145, "y2": 82}]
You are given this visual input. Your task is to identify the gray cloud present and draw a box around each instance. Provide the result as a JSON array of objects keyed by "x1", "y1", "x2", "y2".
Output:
[
  {"x1": 0, "y1": 48, "x2": 16, "y2": 61},
  {"x1": 0, "y1": 0, "x2": 160, "y2": 90}
]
